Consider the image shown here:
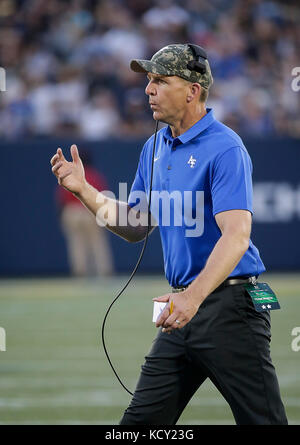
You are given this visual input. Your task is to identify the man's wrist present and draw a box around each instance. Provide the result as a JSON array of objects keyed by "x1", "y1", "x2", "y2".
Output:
[
  {"x1": 184, "y1": 284, "x2": 207, "y2": 308},
  {"x1": 73, "y1": 179, "x2": 89, "y2": 200}
]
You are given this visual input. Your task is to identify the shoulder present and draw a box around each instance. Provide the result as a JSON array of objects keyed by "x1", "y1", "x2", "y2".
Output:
[{"x1": 206, "y1": 119, "x2": 249, "y2": 157}]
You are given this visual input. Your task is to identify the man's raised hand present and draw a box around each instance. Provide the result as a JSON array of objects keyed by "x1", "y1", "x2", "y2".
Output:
[{"x1": 50, "y1": 145, "x2": 85, "y2": 195}]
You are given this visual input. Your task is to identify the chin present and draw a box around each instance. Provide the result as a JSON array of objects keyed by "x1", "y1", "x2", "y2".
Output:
[{"x1": 153, "y1": 111, "x2": 167, "y2": 124}]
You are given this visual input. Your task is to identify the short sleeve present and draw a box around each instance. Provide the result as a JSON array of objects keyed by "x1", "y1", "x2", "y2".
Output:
[
  {"x1": 212, "y1": 146, "x2": 253, "y2": 216},
  {"x1": 128, "y1": 152, "x2": 146, "y2": 209}
]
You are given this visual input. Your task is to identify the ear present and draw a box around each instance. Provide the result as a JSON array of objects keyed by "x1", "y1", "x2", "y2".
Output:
[{"x1": 186, "y1": 83, "x2": 201, "y2": 103}]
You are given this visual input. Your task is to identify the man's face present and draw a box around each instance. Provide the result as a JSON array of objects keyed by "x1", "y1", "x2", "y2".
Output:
[{"x1": 145, "y1": 73, "x2": 190, "y2": 124}]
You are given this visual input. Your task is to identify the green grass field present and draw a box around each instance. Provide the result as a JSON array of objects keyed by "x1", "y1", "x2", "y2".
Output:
[{"x1": 0, "y1": 274, "x2": 299, "y2": 425}]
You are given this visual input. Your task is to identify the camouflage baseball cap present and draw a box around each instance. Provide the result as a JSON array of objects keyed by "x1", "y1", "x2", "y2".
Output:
[{"x1": 130, "y1": 43, "x2": 213, "y2": 90}]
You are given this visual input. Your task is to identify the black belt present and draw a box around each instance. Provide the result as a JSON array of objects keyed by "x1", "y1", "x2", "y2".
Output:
[{"x1": 172, "y1": 276, "x2": 257, "y2": 293}]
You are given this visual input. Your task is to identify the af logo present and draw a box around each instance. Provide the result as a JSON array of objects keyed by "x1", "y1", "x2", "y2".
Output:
[{"x1": 188, "y1": 155, "x2": 196, "y2": 168}]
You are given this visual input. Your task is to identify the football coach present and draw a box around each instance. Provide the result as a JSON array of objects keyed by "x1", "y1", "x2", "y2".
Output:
[{"x1": 51, "y1": 43, "x2": 288, "y2": 425}]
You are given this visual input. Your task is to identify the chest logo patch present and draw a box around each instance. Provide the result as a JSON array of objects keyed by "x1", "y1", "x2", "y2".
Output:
[{"x1": 188, "y1": 155, "x2": 196, "y2": 168}]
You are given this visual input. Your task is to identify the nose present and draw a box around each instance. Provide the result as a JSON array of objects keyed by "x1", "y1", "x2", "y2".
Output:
[{"x1": 145, "y1": 79, "x2": 155, "y2": 96}]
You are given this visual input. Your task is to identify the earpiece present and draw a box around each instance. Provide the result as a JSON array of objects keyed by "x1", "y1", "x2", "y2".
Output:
[{"x1": 187, "y1": 44, "x2": 207, "y2": 75}]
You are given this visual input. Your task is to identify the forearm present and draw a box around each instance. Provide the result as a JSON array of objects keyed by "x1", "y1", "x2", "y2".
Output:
[
  {"x1": 74, "y1": 181, "x2": 154, "y2": 243},
  {"x1": 187, "y1": 233, "x2": 249, "y2": 305}
]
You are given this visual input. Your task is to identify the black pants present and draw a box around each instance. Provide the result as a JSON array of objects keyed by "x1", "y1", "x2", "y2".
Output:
[{"x1": 120, "y1": 283, "x2": 288, "y2": 425}]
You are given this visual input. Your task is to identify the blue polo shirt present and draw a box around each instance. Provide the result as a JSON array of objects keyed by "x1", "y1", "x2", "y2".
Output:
[{"x1": 128, "y1": 108, "x2": 266, "y2": 287}]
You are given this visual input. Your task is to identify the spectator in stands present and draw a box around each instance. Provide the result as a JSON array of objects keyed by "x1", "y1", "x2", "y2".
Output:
[{"x1": 0, "y1": 0, "x2": 299, "y2": 140}]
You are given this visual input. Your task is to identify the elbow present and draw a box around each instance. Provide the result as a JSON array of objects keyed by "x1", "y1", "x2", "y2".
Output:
[
  {"x1": 242, "y1": 238, "x2": 250, "y2": 254},
  {"x1": 126, "y1": 236, "x2": 141, "y2": 244},
  {"x1": 239, "y1": 235, "x2": 250, "y2": 255},
  {"x1": 124, "y1": 224, "x2": 155, "y2": 243},
  {"x1": 224, "y1": 229, "x2": 250, "y2": 255},
  {"x1": 125, "y1": 232, "x2": 146, "y2": 244},
  {"x1": 126, "y1": 226, "x2": 151, "y2": 243}
]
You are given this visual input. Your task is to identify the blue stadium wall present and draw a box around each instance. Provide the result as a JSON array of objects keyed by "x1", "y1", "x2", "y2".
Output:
[{"x1": 0, "y1": 136, "x2": 299, "y2": 276}]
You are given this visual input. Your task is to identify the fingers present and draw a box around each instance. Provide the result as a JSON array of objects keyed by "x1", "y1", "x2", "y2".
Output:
[
  {"x1": 59, "y1": 169, "x2": 72, "y2": 181},
  {"x1": 57, "y1": 147, "x2": 66, "y2": 161},
  {"x1": 154, "y1": 294, "x2": 172, "y2": 328},
  {"x1": 52, "y1": 161, "x2": 63, "y2": 174},
  {"x1": 153, "y1": 295, "x2": 170, "y2": 303},
  {"x1": 50, "y1": 147, "x2": 66, "y2": 167},
  {"x1": 50, "y1": 153, "x2": 59, "y2": 166},
  {"x1": 51, "y1": 145, "x2": 78, "y2": 168},
  {"x1": 155, "y1": 305, "x2": 171, "y2": 328},
  {"x1": 50, "y1": 145, "x2": 77, "y2": 187},
  {"x1": 51, "y1": 162, "x2": 72, "y2": 185},
  {"x1": 70, "y1": 144, "x2": 80, "y2": 164},
  {"x1": 155, "y1": 297, "x2": 187, "y2": 333},
  {"x1": 52, "y1": 163, "x2": 72, "y2": 180},
  {"x1": 162, "y1": 315, "x2": 186, "y2": 334}
]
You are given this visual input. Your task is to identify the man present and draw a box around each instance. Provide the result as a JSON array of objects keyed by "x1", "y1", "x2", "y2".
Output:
[
  {"x1": 56, "y1": 151, "x2": 114, "y2": 277},
  {"x1": 50, "y1": 44, "x2": 288, "y2": 425}
]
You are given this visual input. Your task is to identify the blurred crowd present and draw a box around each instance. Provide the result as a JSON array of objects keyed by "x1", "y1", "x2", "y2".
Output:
[{"x1": 0, "y1": 0, "x2": 299, "y2": 140}]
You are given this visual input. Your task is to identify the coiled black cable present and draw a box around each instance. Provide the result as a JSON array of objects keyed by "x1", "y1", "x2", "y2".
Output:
[{"x1": 101, "y1": 120, "x2": 160, "y2": 396}]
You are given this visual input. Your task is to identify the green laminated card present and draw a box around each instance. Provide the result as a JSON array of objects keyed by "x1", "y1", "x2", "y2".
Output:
[{"x1": 243, "y1": 282, "x2": 281, "y2": 312}]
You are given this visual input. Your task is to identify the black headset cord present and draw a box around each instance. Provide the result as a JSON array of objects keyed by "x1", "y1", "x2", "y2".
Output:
[{"x1": 101, "y1": 120, "x2": 160, "y2": 396}]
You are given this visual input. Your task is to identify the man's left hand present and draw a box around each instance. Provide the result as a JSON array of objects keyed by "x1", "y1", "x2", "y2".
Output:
[{"x1": 153, "y1": 290, "x2": 200, "y2": 334}]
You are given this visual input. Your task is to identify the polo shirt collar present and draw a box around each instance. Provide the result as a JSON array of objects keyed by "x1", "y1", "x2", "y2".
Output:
[{"x1": 163, "y1": 108, "x2": 215, "y2": 146}]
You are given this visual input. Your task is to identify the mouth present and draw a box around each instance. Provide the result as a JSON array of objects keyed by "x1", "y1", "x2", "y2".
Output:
[{"x1": 149, "y1": 103, "x2": 158, "y2": 109}]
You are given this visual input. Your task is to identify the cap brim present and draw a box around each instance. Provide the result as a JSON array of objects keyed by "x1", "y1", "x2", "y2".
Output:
[{"x1": 130, "y1": 59, "x2": 170, "y2": 76}]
